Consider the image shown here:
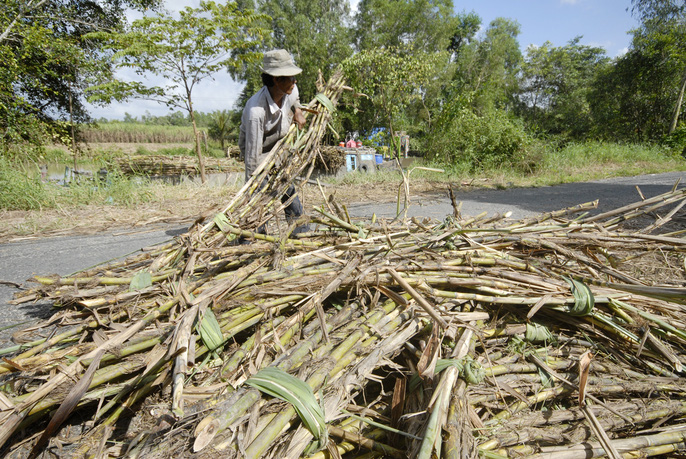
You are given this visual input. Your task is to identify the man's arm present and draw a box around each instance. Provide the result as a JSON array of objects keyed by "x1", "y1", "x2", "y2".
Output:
[
  {"x1": 291, "y1": 84, "x2": 306, "y2": 129},
  {"x1": 293, "y1": 107, "x2": 306, "y2": 129}
]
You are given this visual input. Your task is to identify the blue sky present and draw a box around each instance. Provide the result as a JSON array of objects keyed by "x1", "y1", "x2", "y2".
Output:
[
  {"x1": 88, "y1": 0, "x2": 640, "y2": 120},
  {"x1": 454, "y1": 0, "x2": 638, "y2": 57}
]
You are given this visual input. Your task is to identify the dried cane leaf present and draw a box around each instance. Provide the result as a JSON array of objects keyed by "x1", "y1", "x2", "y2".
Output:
[
  {"x1": 29, "y1": 349, "x2": 105, "y2": 458},
  {"x1": 578, "y1": 350, "x2": 593, "y2": 406}
]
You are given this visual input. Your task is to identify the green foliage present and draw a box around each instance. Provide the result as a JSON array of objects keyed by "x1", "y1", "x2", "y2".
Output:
[
  {"x1": 207, "y1": 110, "x2": 236, "y2": 151},
  {"x1": 450, "y1": 17, "x2": 522, "y2": 114},
  {"x1": 591, "y1": 3, "x2": 686, "y2": 141},
  {"x1": 663, "y1": 124, "x2": 686, "y2": 155},
  {"x1": 427, "y1": 98, "x2": 531, "y2": 171},
  {"x1": 0, "y1": 159, "x2": 53, "y2": 210},
  {"x1": 517, "y1": 38, "x2": 610, "y2": 138},
  {"x1": 354, "y1": 0, "x2": 457, "y2": 53},
  {"x1": 57, "y1": 171, "x2": 153, "y2": 207},
  {"x1": 342, "y1": 46, "x2": 447, "y2": 145},
  {"x1": 0, "y1": 0, "x2": 161, "y2": 149},
  {"x1": 534, "y1": 141, "x2": 685, "y2": 184},
  {"x1": 0, "y1": 158, "x2": 153, "y2": 210},
  {"x1": 81, "y1": 122, "x2": 195, "y2": 143},
  {"x1": 257, "y1": 0, "x2": 353, "y2": 103}
]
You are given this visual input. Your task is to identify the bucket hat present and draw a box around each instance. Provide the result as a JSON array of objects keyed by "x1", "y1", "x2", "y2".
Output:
[{"x1": 261, "y1": 49, "x2": 302, "y2": 77}]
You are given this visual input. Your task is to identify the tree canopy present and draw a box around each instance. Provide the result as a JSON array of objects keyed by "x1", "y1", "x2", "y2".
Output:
[{"x1": 0, "y1": 0, "x2": 160, "y2": 156}]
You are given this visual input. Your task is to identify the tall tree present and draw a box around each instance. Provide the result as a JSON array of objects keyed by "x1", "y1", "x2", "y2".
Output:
[
  {"x1": 451, "y1": 17, "x2": 522, "y2": 114},
  {"x1": 229, "y1": 0, "x2": 352, "y2": 130},
  {"x1": 517, "y1": 37, "x2": 609, "y2": 138},
  {"x1": 342, "y1": 46, "x2": 445, "y2": 154},
  {"x1": 207, "y1": 109, "x2": 236, "y2": 153},
  {"x1": 591, "y1": 5, "x2": 686, "y2": 141},
  {"x1": 354, "y1": 0, "x2": 457, "y2": 53},
  {"x1": 0, "y1": 0, "x2": 160, "y2": 156},
  {"x1": 448, "y1": 11, "x2": 481, "y2": 62},
  {"x1": 631, "y1": 0, "x2": 686, "y2": 134},
  {"x1": 258, "y1": 0, "x2": 352, "y2": 100},
  {"x1": 87, "y1": 1, "x2": 268, "y2": 182}
]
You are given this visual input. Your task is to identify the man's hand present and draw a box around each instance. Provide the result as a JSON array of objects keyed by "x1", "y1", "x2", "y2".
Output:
[{"x1": 293, "y1": 107, "x2": 306, "y2": 129}]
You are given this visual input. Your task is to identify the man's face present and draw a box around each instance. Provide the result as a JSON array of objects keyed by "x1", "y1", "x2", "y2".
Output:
[{"x1": 275, "y1": 75, "x2": 297, "y2": 94}]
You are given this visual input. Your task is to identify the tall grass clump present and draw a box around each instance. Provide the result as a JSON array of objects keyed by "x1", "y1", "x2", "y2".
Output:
[
  {"x1": 0, "y1": 159, "x2": 54, "y2": 210},
  {"x1": 58, "y1": 172, "x2": 154, "y2": 207}
]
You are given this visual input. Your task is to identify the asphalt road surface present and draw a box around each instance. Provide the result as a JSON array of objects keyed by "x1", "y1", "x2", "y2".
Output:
[{"x1": 1, "y1": 171, "x2": 685, "y2": 347}]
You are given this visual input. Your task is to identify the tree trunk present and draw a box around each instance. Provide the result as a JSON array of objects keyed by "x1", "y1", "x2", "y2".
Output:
[
  {"x1": 669, "y1": 67, "x2": 686, "y2": 134},
  {"x1": 189, "y1": 108, "x2": 206, "y2": 184}
]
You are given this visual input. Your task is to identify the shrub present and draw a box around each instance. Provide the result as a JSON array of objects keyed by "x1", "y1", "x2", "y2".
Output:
[
  {"x1": 427, "y1": 106, "x2": 531, "y2": 171},
  {"x1": 663, "y1": 124, "x2": 686, "y2": 157}
]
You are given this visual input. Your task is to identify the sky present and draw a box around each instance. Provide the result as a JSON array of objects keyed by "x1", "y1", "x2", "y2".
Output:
[{"x1": 87, "y1": 0, "x2": 640, "y2": 121}]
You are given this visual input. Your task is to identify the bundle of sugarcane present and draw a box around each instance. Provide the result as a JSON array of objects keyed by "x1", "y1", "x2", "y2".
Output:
[
  {"x1": 2, "y1": 68, "x2": 686, "y2": 457},
  {"x1": 313, "y1": 145, "x2": 347, "y2": 173}
]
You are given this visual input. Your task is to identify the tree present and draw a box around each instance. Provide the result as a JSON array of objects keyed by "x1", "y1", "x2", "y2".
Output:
[
  {"x1": 451, "y1": 17, "x2": 522, "y2": 114},
  {"x1": 517, "y1": 38, "x2": 609, "y2": 138},
  {"x1": 630, "y1": 0, "x2": 686, "y2": 134},
  {"x1": 0, "y1": 0, "x2": 160, "y2": 157},
  {"x1": 257, "y1": 0, "x2": 353, "y2": 102},
  {"x1": 590, "y1": 8, "x2": 686, "y2": 141},
  {"x1": 87, "y1": 1, "x2": 268, "y2": 182},
  {"x1": 448, "y1": 11, "x2": 481, "y2": 61},
  {"x1": 353, "y1": 0, "x2": 457, "y2": 54},
  {"x1": 342, "y1": 46, "x2": 445, "y2": 156},
  {"x1": 207, "y1": 109, "x2": 236, "y2": 153}
]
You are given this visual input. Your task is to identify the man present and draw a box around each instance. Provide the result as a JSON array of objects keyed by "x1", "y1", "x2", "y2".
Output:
[{"x1": 238, "y1": 49, "x2": 308, "y2": 235}]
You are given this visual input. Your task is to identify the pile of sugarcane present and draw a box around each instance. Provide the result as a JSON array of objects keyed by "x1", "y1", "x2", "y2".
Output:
[
  {"x1": 313, "y1": 145, "x2": 347, "y2": 173},
  {"x1": 2, "y1": 70, "x2": 686, "y2": 459},
  {"x1": 115, "y1": 155, "x2": 242, "y2": 177}
]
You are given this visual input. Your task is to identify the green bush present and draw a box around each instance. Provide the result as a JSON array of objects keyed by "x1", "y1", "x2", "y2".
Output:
[
  {"x1": 427, "y1": 107, "x2": 531, "y2": 171},
  {"x1": 663, "y1": 124, "x2": 686, "y2": 157}
]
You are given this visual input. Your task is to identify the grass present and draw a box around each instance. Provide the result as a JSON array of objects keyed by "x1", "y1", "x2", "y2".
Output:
[
  {"x1": 335, "y1": 141, "x2": 686, "y2": 190},
  {"x1": 0, "y1": 158, "x2": 154, "y2": 211}
]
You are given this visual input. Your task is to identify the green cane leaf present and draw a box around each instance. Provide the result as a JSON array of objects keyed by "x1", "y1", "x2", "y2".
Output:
[
  {"x1": 245, "y1": 367, "x2": 327, "y2": 448},
  {"x1": 196, "y1": 308, "x2": 224, "y2": 352},
  {"x1": 314, "y1": 93, "x2": 335, "y2": 113},
  {"x1": 564, "y1": 277, "x2": 595, "y2": 316},
  {"x1": 129, "y1": 270, "x2": 152, "y2": 292},
  {"x1": 214, "y1": 213, "x2": 230, "y2": 231}
]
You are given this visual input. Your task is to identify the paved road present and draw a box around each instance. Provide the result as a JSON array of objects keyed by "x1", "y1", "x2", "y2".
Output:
[{"x1": 1, "y1": 171, "x2": 685, "y2": 347}]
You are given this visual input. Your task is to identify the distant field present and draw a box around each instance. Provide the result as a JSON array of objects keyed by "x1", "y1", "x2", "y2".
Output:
[{"x1": 81, "y1": 124, "x2": 196, "y2": 143}]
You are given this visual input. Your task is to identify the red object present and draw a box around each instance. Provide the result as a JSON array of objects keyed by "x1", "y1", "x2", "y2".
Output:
[
  {"x1": 339, "y1": 142, "x2": 345, "y2": 147},
  {"x1": 346, "y1": 139, "x2": 356, "y2": 148},
  {"x1": 356, "y1": 141, "x2": 362, "y2": 148}
]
